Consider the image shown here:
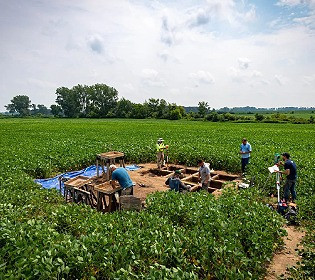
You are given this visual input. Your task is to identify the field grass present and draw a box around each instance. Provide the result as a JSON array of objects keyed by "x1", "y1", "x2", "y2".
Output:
[{"x1": 0, "y1": 118, "x2": 314, "y2": 279}]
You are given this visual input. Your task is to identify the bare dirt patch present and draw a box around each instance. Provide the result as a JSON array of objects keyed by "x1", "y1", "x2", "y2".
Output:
[
  {"x1": 128, "y1": 163, "x2": 240, "y2": 201},
  {"x1": 265, "y1": 225, "x2": 305, "y2": 280},
  {"x1": 130, "y1": 163, "x2": 169, "y2": 201}
]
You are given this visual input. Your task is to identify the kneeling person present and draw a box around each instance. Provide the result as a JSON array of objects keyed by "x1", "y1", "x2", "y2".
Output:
[
  {"x1": 110, "y1": 165, "x2": 134, "y2": 195},
  {"x1": 165, "y1": 170, "x2": 191, "y2": 192}
]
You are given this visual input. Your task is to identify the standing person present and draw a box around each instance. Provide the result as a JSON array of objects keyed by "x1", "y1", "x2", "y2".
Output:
[
  {"x1": 110, "y1": 165, "x2": 134, "y2": 195},
  {"x1": 198, "y1": 159, "x2": 211, "y2": 191},
  {"x1": 240, "y1": 138, "x2": 252, "y2": 175},
  {"x1": 278, "y1": 153, "x2": 297, "y2": 203},
  {"x1": 156, "y1": 138, "x2": 169, "y2": 169},
  {"x1": 165, "y1": 170, "x2": 191, "y2": 192}
]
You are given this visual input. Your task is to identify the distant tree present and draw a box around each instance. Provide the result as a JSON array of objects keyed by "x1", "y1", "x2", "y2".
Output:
[
  {"x1": 37, "y1": 104, "x2": 50, "y2": 115},
  {"x1": 5, "y1": 95, "x2": 31, "y2": 116},
  {"x1": 186, "y1": 111, "x2": 197, "y2": 120},
  {"x1": 309, "y1": 116, "x2": 314, "y2": 124},
  {"x1": 115, "y1": 98, "x2": 133, "y2": 118},
  {"x1": 205, "y1": 111, "x2": 220, "y2": 122},
  {"x1": 222, "y1": 113, "x2": 236, "y2": 121},
  {"x1": 157, "y1": 99, "x2": 168, "y2": 118},
  {"x1": 145, "y1": 98, "x2": 160, "y2": 118},
  {"x1": 255, "y1": 113, "x2": 265, "y2": 122},
  {"x1": 198, "y1": 101, "x2": 210, "y2": 117},
  {"x1": 219, "y1": 106, "x2": 230, "y2": 113},
  {"x1": 30, "y1": 104, "x2": 37, "y2": 115},
  {"x1": 130, "y1": 103, "x2": 149, "y2": 119},
  {"x1": 50, "y1": 105, "x2": 63, "y2": 117},
  {"x1": 168, "y1": 108, "x2": 182, "y2": 120},
  {"x1": 56, "y1": 87, "x2": 82, "y2": 118},
  {"x1": 86, "y1": 84, "x2": 118, "y2": 117},
  {"x1": 72, "y1": 84, "x2": 89, "y2": 116}
]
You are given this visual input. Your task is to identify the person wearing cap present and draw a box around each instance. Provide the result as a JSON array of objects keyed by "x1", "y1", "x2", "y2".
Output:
[
  {"x1": 277, "y1": 153, "x2": 297, "y2": 203},
  {"x1": 198, "y1": 159, "x2": 211, "y2": 191},
  {"x1": 239, "y1": 138, "x2": 252, "y2": 175},
  {"x1": 156, "y1": 138, "x2": 169, "y2": 169},
  {"x1": 110, "y1": 165, "x2": 134, "y2": 195},
  {"x1": 165, "y1": 170, "x2": 191, "y2": 192}
]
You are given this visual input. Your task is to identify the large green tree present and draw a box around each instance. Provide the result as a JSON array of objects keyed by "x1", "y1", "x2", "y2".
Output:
[
  {"x1": 50, "y1": 105, "x2": 63, "y2": 117},
  {"x1": 198, "y1": 101, "x2": 210, "y2": 117},
  {"x1": 130, "y1": 103, "x2": 149, "y2": 119},
  {"x1": 5, "y1": 95, "x2": 31, "y2": 116},
  {"x1": 85, "y1": 84, "x2": 118, "y2": 118},
  {"x1": 56, "y1": 87, "x2": 82, "y2": 117},
  {"x1": 115, "y1": 98, "x2": 133, "y2": 118}
]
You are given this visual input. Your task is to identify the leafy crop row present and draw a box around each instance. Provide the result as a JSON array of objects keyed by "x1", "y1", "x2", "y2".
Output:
[{"x1": 0, "y1": 119, "x2": 314, "y2": 279}]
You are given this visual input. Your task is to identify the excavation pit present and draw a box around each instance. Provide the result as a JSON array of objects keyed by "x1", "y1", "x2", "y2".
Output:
[
  {"x1": 143, "y1": 164, "x2": 240, "y2": 195},
  {"x1": 57, "y1": 163, "x2": 241, "y2": 212}
]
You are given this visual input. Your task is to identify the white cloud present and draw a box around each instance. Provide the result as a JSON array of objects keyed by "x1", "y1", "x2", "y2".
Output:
[
  {"x1": 87, "y1": 35, "x2": 104, "y2": 54},
  {"x1": 293, "y1": 12, "x2": 315, "y2": 28},
  {"x1": 243, "y1": 5, "x2": 256, "y2": 22},
  {"x1": 189, "y1": 71, "x2": 215, "y2": 84},
  {"x1": 158, "y1": 49, "x2": 170, "y2": 61},
  {"x1": 238, "y1": 57, "x2": 251, "y2": 69},
  {"x1": 187, "y1": 8, "x2": 211, "y2": 27},
  {"x1": 0, "y1": 0, "x2": 314, "y2": 109},
  {"x1": 276, "y1": 0, "x2": 315, "y2": 7},
  {"x1": 187, "y1": 0, "x2": 256, "y2": 28},
  {"x1": 303, "y1": 74, "x2": 315, "y2": 85},
  {"x1": 252, "y1": 70, "x2": 263, "y2": 78},
  {"x1": 141, "y1": 69, "x2": 159, "y2": 79},
  {"x1": 275, "y1": 74, "x2": 289, "y2": 85},
  {"x1": 140, "y1": 69, "x2": 166, "y2": 87}
]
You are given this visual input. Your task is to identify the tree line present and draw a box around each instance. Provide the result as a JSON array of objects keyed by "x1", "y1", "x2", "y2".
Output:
[
  {"x1": 4, "y1": 83, "x2": 315, "y2": 124},
  {"x1": 5, "y1": 84, "x2": 186, "y2": 120}
]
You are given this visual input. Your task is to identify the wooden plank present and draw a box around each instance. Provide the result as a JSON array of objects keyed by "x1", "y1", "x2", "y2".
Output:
[
  {"x1": 97, "y1": 151, "x2": 124, "y2": 159},
  {"x1": 189, "y1": 185, "x2": 201, "y2": 192},
  {"x1": 94, "y1": 186, "x2": 122, "y2": 194},
  {"x1": 182, "y1": 175, "x2": 194, "y2": 182},
  {"x1": 208, "y1": 187, "x2": 218, "y2": 193},
  {"x1": 211, "y1": 174, "x2": 220, "y2": 180},
  {"x1": 73, "y1": 187, "x2": 90, "y2": 196}
]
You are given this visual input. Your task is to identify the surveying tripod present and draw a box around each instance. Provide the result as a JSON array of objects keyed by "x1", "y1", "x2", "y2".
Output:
[
  {"x1": 275, "y1": 170, "x2": 281, "y2": 204},
  {"x1": 274, "y1": 153, "x2": 281, "y2": 204}
]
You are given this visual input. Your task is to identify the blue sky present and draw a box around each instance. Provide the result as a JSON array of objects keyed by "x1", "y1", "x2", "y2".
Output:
[{"x1": 0, "y1": 0, "x2": 314, "y2": 110}]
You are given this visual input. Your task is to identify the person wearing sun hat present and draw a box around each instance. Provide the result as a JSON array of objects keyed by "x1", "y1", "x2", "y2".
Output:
[{"x1": 156, "y1": 138, "x2": 169, "y2": 169}]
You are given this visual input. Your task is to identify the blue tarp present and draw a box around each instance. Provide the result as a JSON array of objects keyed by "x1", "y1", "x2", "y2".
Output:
[{"x1": 35, "y1": 165, "x2": 141, "y2": 194}]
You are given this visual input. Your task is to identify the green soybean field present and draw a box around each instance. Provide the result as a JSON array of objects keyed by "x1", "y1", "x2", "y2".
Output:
[{"x1": 0, "y1": 118, "x2": 314, "y2": 279}]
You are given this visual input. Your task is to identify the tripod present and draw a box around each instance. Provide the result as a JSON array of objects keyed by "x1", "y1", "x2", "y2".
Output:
[{"x1": 275, "y1": 171, "x2": 281, "y2": 204}]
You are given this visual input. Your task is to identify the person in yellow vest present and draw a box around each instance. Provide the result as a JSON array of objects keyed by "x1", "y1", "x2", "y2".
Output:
[{"x1": 156, "y1": 138, "x2": 169, "y2": 169}]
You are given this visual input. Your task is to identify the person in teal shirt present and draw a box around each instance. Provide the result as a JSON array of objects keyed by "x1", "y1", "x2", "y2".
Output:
[
  {"x1": 239, "y1": 138, "x2": 252, "y2": 175},
  {"x1": 110, "y1": 165, "x2": 134, "y2": 195}
]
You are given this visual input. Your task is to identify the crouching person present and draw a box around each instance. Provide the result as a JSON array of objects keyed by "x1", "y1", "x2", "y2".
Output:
[
  {"x1": 165, "y1": 170, "x2": 191, "y2": 192},
  {"x1": 110, "y1": 164, "x2": 134, "y2": 196}
]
